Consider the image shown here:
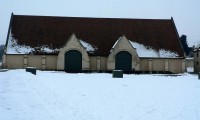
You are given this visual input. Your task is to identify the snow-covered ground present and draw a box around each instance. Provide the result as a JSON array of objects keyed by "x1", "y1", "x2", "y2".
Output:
[
  {"x1": 0, "y1": 70, "x2": 200, "y2": 120},
  {"x1": 187, "y1": 67, "x2": 194, "y2": 72}
]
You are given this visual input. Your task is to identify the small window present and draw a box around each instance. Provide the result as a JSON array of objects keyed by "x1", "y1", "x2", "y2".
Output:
[
  {"x1": 197, "y1": 62, "x2": 199, "y2": 65},
  {"x1": 197, "y1": 52, "x2": 199, "y2": 58}
]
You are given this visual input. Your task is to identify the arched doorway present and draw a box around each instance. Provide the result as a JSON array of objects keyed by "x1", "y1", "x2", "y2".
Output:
[
  {"x1": 115, "y1": 51, "x2": 132, "y2": 71},
  {"x1": 65, "y1": 50, "x2": 82, "y2": 72}
]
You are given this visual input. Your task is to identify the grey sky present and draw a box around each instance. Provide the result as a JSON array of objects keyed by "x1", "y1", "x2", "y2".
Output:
[{"x1": 0, "y1": 0, "x2": 200, "y2": 46}]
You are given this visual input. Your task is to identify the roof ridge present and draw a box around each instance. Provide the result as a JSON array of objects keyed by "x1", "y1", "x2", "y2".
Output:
[{"x1": 13, "y1": 14, "x2": 171, "y2": 21}]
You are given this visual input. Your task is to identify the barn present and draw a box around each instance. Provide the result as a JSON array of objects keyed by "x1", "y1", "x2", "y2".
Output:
[{"x1": 2, "y1": 13, "x2": 186, "y2": 73}]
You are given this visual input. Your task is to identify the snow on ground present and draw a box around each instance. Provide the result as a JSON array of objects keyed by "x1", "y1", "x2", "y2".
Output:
[
  {"x1": 187, "y1": 67, "x2": 194, "y2": 72},
  {"x1": 0, "y1": 70, "x2": 200, "y2": 120}
]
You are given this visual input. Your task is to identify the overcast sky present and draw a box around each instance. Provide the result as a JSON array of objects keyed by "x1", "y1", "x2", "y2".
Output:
[{"x1": 0, "y1": 0, "x2": 200, "y2": 46}]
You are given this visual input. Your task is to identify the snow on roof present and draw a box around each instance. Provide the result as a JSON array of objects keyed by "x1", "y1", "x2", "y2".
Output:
[
  {"x1": 186, "y1": 57, "x2": 193, "y2": 60},
  {"x1": 79, "y1": 40, "x2": 97, "y2": 53},
  {"x1": 159, "y1": 49, "x2": 179, "y2": 58},
  {"x1": 194, "y1": 48, "x2": 200, "y2": 52},
  {"x1": 110, "y1": 37, "x2": 179, "y2": 58},
  {"x1": 40, "y1": 45, "x2": 58, "y2": 53},
  {"x1": 7, "y1": 34, "x2": 34, "y2": 54},
  {"x1": 6, "y1": 33, "x2": 97, "y2": 54},
  {"x1": 112, "y1": 37, "x2": 121, "y2": 49},
  {"x1": 6, "y1": 32, "x2": 178, "y2": 58},
  {"x1": 129, "y1": 40, "x2": 179, "y2": 58},
  {"x1": 6, "y1": 33, "x2": 58, "y2": 54}
]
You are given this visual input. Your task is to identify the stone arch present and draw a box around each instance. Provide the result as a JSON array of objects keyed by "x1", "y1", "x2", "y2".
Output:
[
  {"x1": 57, "y1": 34, "x2": 90, "y2": 70},
  {"x1": 107, "y1": 36, "x2": 139, "y2": 71}
]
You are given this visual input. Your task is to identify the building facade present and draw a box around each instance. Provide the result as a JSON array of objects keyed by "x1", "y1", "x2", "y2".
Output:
[{"x1": 3, "y1": 14, "x2": 186, "y2": 73}]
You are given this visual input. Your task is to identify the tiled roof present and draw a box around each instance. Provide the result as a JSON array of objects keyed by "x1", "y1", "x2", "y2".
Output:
[{"x1": 7, "y1": 14, "x2": 184, "y2": 57}]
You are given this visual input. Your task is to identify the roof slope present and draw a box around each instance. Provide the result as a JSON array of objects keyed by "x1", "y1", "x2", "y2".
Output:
[{"x1": 6, "y1": 14, "x2": 184, "y2": 57}]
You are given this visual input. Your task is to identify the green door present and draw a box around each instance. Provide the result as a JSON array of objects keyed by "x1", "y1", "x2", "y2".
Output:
[
  {"x1": 65, "y1": 50, "x2": 82, "y2": 72},
  {"x1": 115, "y1": 51, "x2": 132, "y2": 71}
]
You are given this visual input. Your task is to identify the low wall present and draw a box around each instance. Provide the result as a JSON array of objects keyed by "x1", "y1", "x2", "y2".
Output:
[
  {"x1": 28, "y1": 55, "x2": 42, "y2": 69},
  {"x1": 45, "y1": 55, "x2": 57, "y2": 70},
  {"x1": 152, "y1": 59, "x2": 165, "y2": 71},
  {"x1": 140, "y1": 59, "x2": 149, "y2": 71},
  {"x1": 168, "y1": 59, "x2": 183, "y2": 73},
  {"x1": 140, "y1": 58, "x2": 185, "y2": 74},
  {"x1": 4, "y1": 54, "x2": 185, "y2": 73},
  {"x1": 5, "y1": 55, "x2": 24, "y2": 69},
  {"x1": 4, "y1": 55, "x2": 57, "y2": 70},
  {"x1": 89, "y1": 56, "x2": 107, "y2": 71}
]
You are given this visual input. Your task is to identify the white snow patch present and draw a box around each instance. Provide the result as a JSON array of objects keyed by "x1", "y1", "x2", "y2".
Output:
[
  {"x1": 7, "y1": 35, "x2": 34, "y2": 54},
  {"x1": 110, "y1": 37, "x2": 179, "y2": 58},
  {"x1": 187, "y1": 67, "x2": 194, "y2": 72},
  {"x1": 129, "y1": 40, "x2": 179, "y2": 58},
  {"x1": 159, "y1": 49, "x2": 179, "y2": 58},
  {"x1": 0, "y1": 70, "x2": 200, "y2": 120},
  {"x1": 129, "y1": 41, "x2": 158, "y2": 57},
  {"x1": 80, "y1": 40, "x2": 97, "y2": 53},
  {"x1": 6, "y1": 33, "x2": 58, "y2": 54},
  {"x1": 40, "y1": 45, "x2": 58, "y2": 53},
  {"x1": 112, "y1": 37, "x2": 121, "y2": 49},
  {"x1": 26, "y1": 67, "x2": 36, "y2": 68},
  {"x1": 186, "y1": 57, "x2": 194, "y2": 60}
]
